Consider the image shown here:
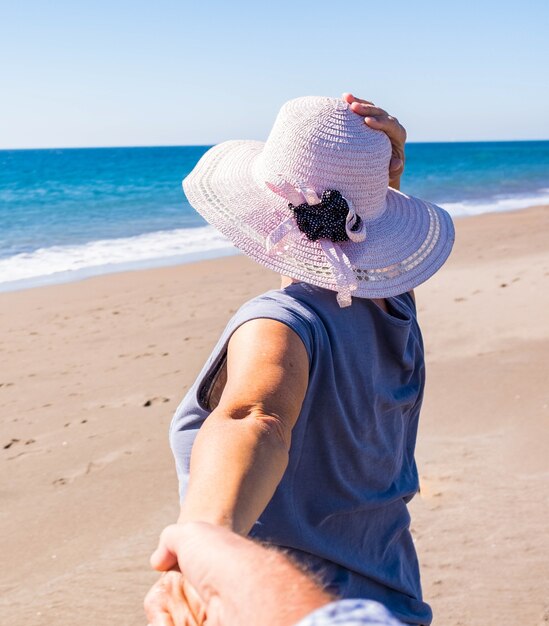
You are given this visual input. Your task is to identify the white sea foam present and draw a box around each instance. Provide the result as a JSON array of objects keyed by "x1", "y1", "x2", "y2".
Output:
[
  {"x1": 440, "y1": 190, "x2": 549, "y2": 218},
  {"x1": 0, "y1": 226, "x2": 236, "y2": 291}
]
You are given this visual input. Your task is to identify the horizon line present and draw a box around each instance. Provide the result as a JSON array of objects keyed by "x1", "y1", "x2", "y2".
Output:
[{"x1": 2, "y1": 137, "x2": 549, "y2": 152}]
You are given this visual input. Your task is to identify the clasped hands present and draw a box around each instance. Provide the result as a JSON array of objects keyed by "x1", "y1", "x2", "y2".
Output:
[{"x1": 144, "y1": 522, "x2": 334, "y2": 626}]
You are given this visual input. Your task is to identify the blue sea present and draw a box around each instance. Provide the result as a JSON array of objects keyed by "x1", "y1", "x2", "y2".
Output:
[{"x1": 1, "y1": 141, "x2": 548, "y2": 291}]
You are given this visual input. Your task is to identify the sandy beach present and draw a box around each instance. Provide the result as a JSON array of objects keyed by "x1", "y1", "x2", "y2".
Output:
[{"x1": 1, "y1": 205, "x2": 548, "y2": 626}]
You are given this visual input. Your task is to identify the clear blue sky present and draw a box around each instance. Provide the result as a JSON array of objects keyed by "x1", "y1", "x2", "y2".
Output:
[{"x1": 1, "y1": 0, "x2": 547, "y2": 148}]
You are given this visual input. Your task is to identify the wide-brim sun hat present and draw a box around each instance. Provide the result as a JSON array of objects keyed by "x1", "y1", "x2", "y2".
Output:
[{"x1": 183, "y1": 96, "x2": 454, "y2": 306}]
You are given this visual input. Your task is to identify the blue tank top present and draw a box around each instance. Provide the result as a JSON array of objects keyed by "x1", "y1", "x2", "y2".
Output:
[{"x1": 169, "y1": 283, "x2": 432, "y2": 625}]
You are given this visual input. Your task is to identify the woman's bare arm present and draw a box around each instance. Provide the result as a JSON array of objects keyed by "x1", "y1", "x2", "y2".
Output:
[{"x1": 177, "y1": 317, "x2": 309, "y2": 535}]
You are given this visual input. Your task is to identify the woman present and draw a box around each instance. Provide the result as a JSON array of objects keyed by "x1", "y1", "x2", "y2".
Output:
[{"x1": 146, "y1": 94, "x2": 454, "y2": 626}]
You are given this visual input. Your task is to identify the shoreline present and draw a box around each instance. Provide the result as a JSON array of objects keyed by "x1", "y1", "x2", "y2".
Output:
[
  {"x1": 1, "y1": 205, "x2": 548, "y2": 625},
  {"x1": 0, "y1": 245, "x2": 239, "y2": 294},
  {"x1": 1, "y1": 204, "x2": 547, "y2": 295}
]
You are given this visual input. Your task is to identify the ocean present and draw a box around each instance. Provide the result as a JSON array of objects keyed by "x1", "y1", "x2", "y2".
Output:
[{"x1": 1, "y1": 141, "x2": 548, "y2": 291}]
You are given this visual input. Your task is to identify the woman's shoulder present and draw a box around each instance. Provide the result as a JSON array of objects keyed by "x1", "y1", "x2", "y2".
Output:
[{"x1": 228, "y1": 288, "x2": 319, "y2": 363}]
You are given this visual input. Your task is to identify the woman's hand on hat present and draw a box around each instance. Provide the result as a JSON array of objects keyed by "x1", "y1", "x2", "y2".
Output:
[{"x1": 342, "y1": 93, "x2": 407, "y2": 190}]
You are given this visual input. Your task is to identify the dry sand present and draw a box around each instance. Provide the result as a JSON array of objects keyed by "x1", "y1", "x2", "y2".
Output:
[{"x1": 1, "y1": 206, "x2": 548, "y2": 625}]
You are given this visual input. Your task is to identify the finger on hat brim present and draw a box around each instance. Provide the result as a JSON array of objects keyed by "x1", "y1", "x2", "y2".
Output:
[
  {"x1": 389, "y1": 157, "x2": 404, "y2": 173},
  {"x1": 350, "y1": 102, "x2": 387, "y2": 117},
  {"x1": 364, "y1": 115, "x2": 396, "y2": 132},
  {"x1": 342, "y1": 92, "x2": 375, "y2": 106}
]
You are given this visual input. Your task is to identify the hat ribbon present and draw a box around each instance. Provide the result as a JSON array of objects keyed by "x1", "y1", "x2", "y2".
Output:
[{"x1": 265, "y1": 178, "x2": 363, "y2": 307}]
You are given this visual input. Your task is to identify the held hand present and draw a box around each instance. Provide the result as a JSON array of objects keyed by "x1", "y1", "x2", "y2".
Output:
[
  {"x1": 149, "y1": 522, "x2": 333, "y2": 626},
  {"x1": 144, "y1": 571, "x2": 206, "y2": 626},
  {"x1": 342, "y1": 92, "x2": 407, "y2": 189}
]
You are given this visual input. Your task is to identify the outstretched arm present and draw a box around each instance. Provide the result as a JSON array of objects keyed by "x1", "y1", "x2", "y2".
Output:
[
  {"x1": 177, "y1": 317, "x2": 309, "y2": 534},
  {"x1": 145, "y1": 319, "x2": 308, "y2": 624}
]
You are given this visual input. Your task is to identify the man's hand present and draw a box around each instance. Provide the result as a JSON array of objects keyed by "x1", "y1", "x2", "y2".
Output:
[
  {"x1": 147, "y1": 522, "x2": 333, "y2": 626},
  {"x1": 342, "y1": 92, "x2": 407, "y2": 190}
]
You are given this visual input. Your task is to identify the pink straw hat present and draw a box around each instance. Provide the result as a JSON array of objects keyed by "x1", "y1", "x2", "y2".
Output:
[{"x1": 183, "y1": 96, "x2": 454, "y2": 306}]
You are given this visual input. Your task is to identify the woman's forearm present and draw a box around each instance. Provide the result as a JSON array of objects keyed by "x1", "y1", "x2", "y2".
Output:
[{"x1": 178, "y1": 408, "x2": 291, "y2": 535}]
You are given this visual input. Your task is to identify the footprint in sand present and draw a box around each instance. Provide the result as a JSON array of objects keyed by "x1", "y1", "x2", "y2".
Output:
[
  {"x1": 143, "y1": 397, "x2": 170, "y2": 407},
  {"x1": 4, "y1": 438, "x2": 34, "y2": 450},
  {"x1": 7, "y1": 440, "x2": 43, "y2": 461},
  {"x1": 53, "y1": 449, "x2": 133, "y2": 485}
]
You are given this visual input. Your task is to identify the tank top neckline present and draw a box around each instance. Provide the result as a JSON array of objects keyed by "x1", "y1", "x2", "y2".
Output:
[{"x1": 278, "y1": 283, "x2": 413, "y2": 326}]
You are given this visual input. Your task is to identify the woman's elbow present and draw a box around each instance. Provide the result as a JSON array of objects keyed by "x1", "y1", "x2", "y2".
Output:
[
  {"x1": 248, "y1": 409, "x2": 293, "y2": 451},
  {"x1": 213, "y1": 403, "x2": 293, "y2": 452}
]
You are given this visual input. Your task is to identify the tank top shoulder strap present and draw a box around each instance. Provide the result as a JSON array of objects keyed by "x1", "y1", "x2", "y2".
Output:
[{"x1": 195, "y1": 290, "x2": 317, "y2": 411}]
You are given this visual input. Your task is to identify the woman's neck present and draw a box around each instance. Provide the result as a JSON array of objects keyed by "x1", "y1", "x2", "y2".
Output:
[
  {"x1": 280, "y1": 275, "x2": 300, "y2": 288},
  {"x1": 280, "y1": 275, "x2": 389, "y2": 313}
]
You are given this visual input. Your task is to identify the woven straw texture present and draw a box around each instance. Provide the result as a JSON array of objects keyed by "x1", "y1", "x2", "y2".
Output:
[{"x1": 183, "y1": 96, "x2": 455, "y2": 299}]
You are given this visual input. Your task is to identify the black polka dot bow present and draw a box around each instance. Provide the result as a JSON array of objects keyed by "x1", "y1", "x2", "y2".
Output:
[{"x1": 289, "y1": 190, "x2": 362, "y2": 243}]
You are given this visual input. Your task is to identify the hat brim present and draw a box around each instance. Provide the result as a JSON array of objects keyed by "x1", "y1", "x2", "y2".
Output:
[{"x1": 183, "y1": 139, "x2": 455, "y2": 299}]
